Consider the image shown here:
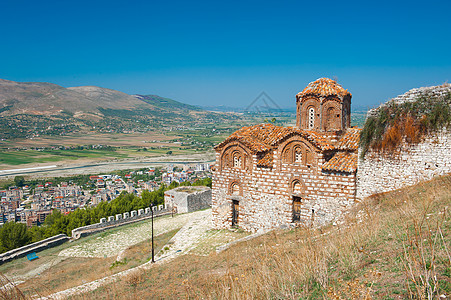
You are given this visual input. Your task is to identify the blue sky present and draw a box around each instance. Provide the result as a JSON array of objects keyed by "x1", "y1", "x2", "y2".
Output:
[{"x1": 1, "y1": 0, "x2": 450, "y2": 109}]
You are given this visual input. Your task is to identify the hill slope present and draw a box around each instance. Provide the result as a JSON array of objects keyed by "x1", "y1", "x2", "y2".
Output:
[
  {"x1": 0, "y1": 79, "x2": 145, "y2": 116},
  {"x1": 77, "y1": 175, "x2": 450, "y2": 299},
  {"x1": 0, "y1": 79, "x2": 237, "y2": 139}
]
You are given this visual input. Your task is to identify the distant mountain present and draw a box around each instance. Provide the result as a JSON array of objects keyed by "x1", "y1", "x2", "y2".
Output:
[
  {"x1": 134, "y1": 94, "x2": 202, "y2": 112},
  {"x1": 0, "y1": 79, "x2": 241, "y2": 140},
  {"x1": 0, "y1": 79, "x2": 201, "y2": 118}
]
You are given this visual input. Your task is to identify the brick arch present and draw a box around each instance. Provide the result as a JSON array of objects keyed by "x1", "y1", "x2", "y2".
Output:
[
  {"x1": 290, "y1": 178, "x2": 306, "y2": 196},
  {"x1": 276, "y1": 136, "x2": 317, "y2": 170},
  {"x1": 299, "y1": 98, "x2": 320, "y2": 130},
  {"x1": 219, "y1": 142, "x2": 252, "y2": 171},
  {"x1": 228, "y1": 180, "x2": 242, "y2": 196},
  {"x1": 322, "y1": 100, "x2": 341, "y2": 131}
]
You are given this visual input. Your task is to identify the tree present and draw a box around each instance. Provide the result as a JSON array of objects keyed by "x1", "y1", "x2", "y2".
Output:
[
  {"x1": 0, "y1": 222, "x2": 31, "y2": 252},
  {"x1": 14, "y1": 176, "x2": 25, "y2": 187}
]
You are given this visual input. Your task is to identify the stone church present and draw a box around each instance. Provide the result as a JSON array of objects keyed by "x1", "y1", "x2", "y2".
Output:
[{"x1": 211, "y1": 78, "x2": 361, "y2": 232}]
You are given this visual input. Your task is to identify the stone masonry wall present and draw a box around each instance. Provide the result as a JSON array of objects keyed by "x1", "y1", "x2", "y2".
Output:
[
  {"x1": 165, "y1": 186, "x2": 212, "y2": 214},
  {"x1": 212, "y1": 152, "x2": 356, "y2": 233},
  {"x1": 187, "y1": 188, "x2": 212, "y2": 212},
  {"x1": 357, "y1": 130, "x2": 451, "y2": 199},
  {"x1": 0, "y1": 234, "x2": 69, "y2": 265},
  {"x1": 71, "y1": 205, "x2": 168, "y2": 239}
]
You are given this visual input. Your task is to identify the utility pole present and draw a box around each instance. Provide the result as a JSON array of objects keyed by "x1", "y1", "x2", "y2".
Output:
[{"x1": 151, "y1": 203, "x2": 155, "y2": 263}]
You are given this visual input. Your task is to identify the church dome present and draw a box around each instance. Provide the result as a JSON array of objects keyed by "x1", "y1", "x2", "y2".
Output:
[{"x1": 296, "y1": 78, "x2": 351, "y2": 101}]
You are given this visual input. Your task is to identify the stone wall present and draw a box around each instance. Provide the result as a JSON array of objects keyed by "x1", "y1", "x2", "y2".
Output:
[
  {"x1": 164, "y1": 186, "x2": 211, "y2": 213},
  {"x1": 213, "y1": 152, "x2": 356, "y2": 233},
  {"x1": 71, "y1": 205, "x2": 168, "y2": 239},
  {"x1": 367, "y1": 83, "x2": 451, "y2": 118},
  {"x1": 0, "y1": 234, "x2": 69, "y2": 265},
  {"x1": 357, "y1": 130, "x2": 451, "y2": 199}
]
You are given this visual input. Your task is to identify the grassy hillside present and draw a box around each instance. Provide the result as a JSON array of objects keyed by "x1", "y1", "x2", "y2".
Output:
[
  {"x1": 67, "y1": 174, "x2": 449, "y2": 299},
  {"x1": 1, "y1": 175, "x2": 449, "y2": 299},
  {"x1": 134, "y1": 94, "x2": 202, "y2": 111}
]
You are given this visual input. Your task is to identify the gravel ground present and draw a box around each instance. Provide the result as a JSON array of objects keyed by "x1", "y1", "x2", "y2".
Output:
[
  {"x1": 42, "y1": 209, "x2": 252, "y2": 300},
  {"x1": 58, "y1": 210, "x2": 209, "y2": 258}
]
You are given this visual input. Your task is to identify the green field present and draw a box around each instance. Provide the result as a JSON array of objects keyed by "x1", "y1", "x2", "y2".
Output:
[
  {"x1": 0, "y1": 149, "x2": 130, "y2": 166},
  {"x1": 0, "y1": 145, "x2": 207, "y2": 167}
]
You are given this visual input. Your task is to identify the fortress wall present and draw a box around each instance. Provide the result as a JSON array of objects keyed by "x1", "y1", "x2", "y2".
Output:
[
  {"x1": 357, "y1": 130, "x2": 451, "y2": 199},
  {"x1": 164, "y1": 186, "x2": 212, "y2": 214},
  {"x1": 71, "y1": 206, "x2": 169, "y2": 239},
  {"x1": 0, "y1": 234, "x2": 69, "y2": 265}
]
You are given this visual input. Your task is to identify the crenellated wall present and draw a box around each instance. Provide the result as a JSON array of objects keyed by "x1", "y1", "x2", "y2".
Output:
[
  {"x1": 357, "y1": 130, "x2": 451, "y2": 199},
  {"x1": 71, "y1": 205, "x2": 168, "y2": 239}
]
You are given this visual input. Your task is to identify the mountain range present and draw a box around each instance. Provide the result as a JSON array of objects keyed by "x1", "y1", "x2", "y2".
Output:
[
  {"x1": 0, "y1": 79, "x2": 201, "y2": 118},
  {"x1": 0, "y1": 79, "x2": 238, "y2": 140}
]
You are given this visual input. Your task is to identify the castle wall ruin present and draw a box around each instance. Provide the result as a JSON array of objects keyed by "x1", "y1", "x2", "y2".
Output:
[{"x1": 357, "y1": 130, "x2": 451, "y2": 199}]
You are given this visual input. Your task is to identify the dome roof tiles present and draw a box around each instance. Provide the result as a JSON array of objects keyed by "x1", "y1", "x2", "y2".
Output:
[{"x1": 296, "y1": 78, "x2": 351, "y2": 101}]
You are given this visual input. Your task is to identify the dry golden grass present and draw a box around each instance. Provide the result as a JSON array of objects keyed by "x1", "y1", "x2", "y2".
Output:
[
  {"x1": 75, "y1": 174, "x2": 450, "y2": 300},
  {"x1": 11, "y1": 229, "x2": 179, "y2": 298},
  {"x1": 3, "y1": 176, "x2": 449, "y2": 299},
  {"x1": 0, "y1": 273, "x2": 29, "y2": 300}
]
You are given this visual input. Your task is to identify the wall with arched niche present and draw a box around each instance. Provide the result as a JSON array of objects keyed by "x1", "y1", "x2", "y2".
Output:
[
  {"x1": 299, "y1": 97, "x2": 320, "y2": 130},
  {"x1": 291, "y1": 179, "x2": 305, "y2": 196},
  {"x1": 228, "y1": 180, "x2": 242, "y2": 196},
  {"x1": 278, "y1": 138, "x2": 317, "y2": 168},
  {"x1": 322, "y1": 100, "x2": 341, "y2": 131},
  {"x1": 219, "y1": 143, "x2": 251, "y2": 171}
]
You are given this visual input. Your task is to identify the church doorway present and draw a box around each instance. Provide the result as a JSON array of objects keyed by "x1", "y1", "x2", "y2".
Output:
[
  {"x1": 292, "y1": 196, "x2": 302, "y2": 222},
  {"x1": 232, "y1": 199, "x2": 240, "y2": 227}
]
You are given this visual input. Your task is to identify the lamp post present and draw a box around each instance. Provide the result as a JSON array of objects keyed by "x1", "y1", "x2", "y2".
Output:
[{"x1": 151, "y1": 203, "x2": 155, "y2": 263}]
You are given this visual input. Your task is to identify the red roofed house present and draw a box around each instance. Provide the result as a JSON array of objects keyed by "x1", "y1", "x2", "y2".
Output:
[{"x1": 212, "y1": 78, "x2": 361, "y2": 232}]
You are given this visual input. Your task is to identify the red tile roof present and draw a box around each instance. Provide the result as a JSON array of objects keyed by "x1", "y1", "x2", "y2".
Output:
[
  {"x1": 322, "y1": 152, "x2": 358, "y2": 173},
  {"x1": 336, "y1": 128, "x2": 361, "y2": 150},
  {"x1": 296, "y1": 78, "x2": 351, "y2": 101},
  {"x1": 257, "y1": 152, "x2": 273, "y2": 168},
  {"x1": 215, "y1": 124, "x2": 334, "y2": 153}
]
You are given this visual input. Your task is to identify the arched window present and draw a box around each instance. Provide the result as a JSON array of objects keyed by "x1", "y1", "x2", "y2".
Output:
[
  {"x1": 233, "y1": 155, "x2": 242, "y2": 168},
  {"x1": 294, "y1": 149, "x2": 302, "y2": 163},
  {"x1": 231, "y1": 183, "x2": 240, "y2": 195},
  {"x1": 293, "y1": 181, "x2": 303, "y2": 194},
  {"x1": 308, "y1": 107, "x2": 315, "y2": 129}
]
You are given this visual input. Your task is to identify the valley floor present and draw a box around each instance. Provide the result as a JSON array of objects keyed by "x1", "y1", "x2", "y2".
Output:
[{"x1": 0, "y1": 152, "x2": 215, "y2": 179}]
